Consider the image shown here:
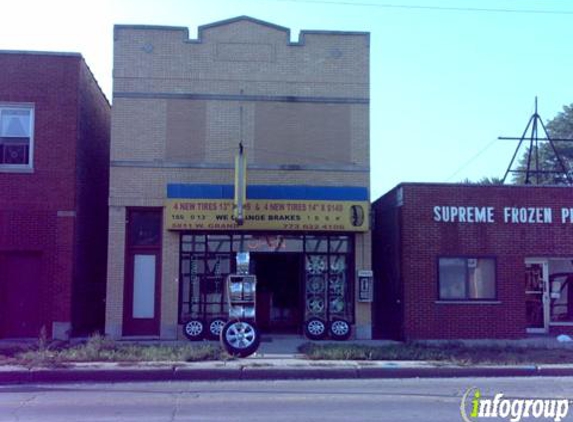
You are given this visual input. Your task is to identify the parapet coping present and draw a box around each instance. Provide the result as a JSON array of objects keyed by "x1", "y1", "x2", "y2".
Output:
[{"x1": 114, "y1": 15, "x2": 370, "y2": 46}]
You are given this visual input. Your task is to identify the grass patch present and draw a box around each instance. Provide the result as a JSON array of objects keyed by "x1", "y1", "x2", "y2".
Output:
[
  {"x1": 5, "y1": 333, "x2": 226, "y2": 368},
  {"x1": 299, "y1": 342, "x2": 573, "y2": 365}
]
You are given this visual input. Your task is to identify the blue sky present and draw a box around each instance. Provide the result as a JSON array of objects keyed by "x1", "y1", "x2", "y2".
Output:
[{"x1": 1, "y1": 0, "x2": 572, "y2": 198}]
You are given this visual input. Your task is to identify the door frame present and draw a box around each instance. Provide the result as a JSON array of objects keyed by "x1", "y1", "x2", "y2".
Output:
[
  {"x1": 122, "y1": 208, "x2": 162, "y2": 337},
  {"x1": 525, "y1": 258, "x2": 549, "y2": 334}
]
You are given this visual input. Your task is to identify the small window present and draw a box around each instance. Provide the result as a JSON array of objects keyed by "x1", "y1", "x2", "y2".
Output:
[
  {"x1": 129, "y1": 210, "x2": 162, "y2": 247},
  {"x1": 0, "y1": 106, "x2": 34, "y2": 169},
  {"x1": 550, "y1": 273, "x2": 573, "y2": 322},
  {"x1": 439, "y1": 258, "x2": 496, "y2": 300}
]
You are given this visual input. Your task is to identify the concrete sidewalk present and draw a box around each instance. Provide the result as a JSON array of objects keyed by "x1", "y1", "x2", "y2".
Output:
[
  {"x1": 2, "y1": 335, "x2": 573, "y2": 384},
  {"x1": 2, "y1": 356, "x2": 573, "y2": 385}
]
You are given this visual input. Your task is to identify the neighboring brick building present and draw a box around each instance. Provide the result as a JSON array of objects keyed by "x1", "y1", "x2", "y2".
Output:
[
  {"x1": 0, "y1": 51, "x2": 110, "y2": 339},
  {"x1": 373, "y1": 183, "x2": 573, "y2": 340},
  {"x1": 107, "y1": 16, "x2": 372, "y2": 340}
]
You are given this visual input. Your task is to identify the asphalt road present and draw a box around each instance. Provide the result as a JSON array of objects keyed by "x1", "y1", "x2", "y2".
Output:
[{"x1": 1, "y1": 377, "x2": 572, "y2": 422}]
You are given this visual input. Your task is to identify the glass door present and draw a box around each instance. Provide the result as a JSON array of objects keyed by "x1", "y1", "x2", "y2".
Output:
[{"x1": 525, "y1": 259, "x2": 549, "y2": 333}]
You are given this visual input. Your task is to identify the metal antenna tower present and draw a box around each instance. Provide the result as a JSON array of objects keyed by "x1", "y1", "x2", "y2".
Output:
[{"x1": 500, "y1": 97, "x2": 573, "y2": 185}]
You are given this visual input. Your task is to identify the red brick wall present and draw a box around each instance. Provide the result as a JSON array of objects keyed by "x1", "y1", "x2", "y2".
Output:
[
  {"x1": 71, "y1": 60, "x2": 111, "y2": 335},
  {"x1": 0, "y1": 53, "x2": 80, "y2": 206},
  {"x1": 374, "y1": 183, "x2": 573, "y2": 340},
  {"x1": 0, "y1": 53, "x2": 110, "y2": 338},
  {"x1": 372, "y1": 188, "x2": 404, "y2": 339}
]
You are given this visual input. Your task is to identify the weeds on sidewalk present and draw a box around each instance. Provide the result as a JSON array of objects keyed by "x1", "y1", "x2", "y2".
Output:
[
  {"x1": 6, "y1": 332, "x2": 225, "y2": 368},
  {"x1": 299, "y1": 342, "x2": 573, "y2": 365}
]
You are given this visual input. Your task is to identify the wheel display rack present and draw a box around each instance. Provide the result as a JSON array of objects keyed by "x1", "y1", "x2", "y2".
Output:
[
  {"x1": 180, "y1": 234, "x2": 354, "y2": 342},
  {"x1": 303, "y1": 254, "x2": 352, "y2": 340},
  {"x1": 181, "y1": 244, "x2": 231, "y2": 341}
]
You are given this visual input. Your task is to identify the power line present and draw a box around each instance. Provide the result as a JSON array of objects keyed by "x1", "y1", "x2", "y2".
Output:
[
  {"x1": 261, "y1": 0, "x2": 573, "y2": 15},
  {"x1": 445, "y1": 138, "x2": 499, "y2": 182}
]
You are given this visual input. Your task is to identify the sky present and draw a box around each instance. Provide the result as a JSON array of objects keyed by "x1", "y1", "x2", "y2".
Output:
[{"x1": 1, "y1": 0, "x2": 572, "y2": 199}]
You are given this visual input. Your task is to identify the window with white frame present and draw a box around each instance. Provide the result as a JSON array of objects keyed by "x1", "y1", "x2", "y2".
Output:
[
  {"x1": 438, "y1": 257, "x2": 496, "y2": 300},
  {"x1": 0, "y1": 106, "x2": 34, "y2": 168}
]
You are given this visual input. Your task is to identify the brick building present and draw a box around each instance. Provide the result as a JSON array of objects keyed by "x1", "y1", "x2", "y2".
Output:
[
  {"x1": 106, "y1": 16, "x2": 372, "y2": 340},
  {"x1": 373, "y1": 183, "x2": 573, "y2": 340},
  {"x1": 0, "y1": 51, "x2": 110, "y2": 339}
]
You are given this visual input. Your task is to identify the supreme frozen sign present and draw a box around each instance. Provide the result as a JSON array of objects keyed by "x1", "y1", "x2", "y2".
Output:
[{"x1": 433, "y1": 205, "x2": 573, "y2": 224}]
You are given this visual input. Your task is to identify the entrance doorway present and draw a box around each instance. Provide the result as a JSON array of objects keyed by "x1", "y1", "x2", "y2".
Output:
[
  {"x1": 525, "y1": 259, "x2": 549, "y2": 333},
  {"x1": 252, "y1": 253, "x2": 302, "y2": 333},
  {"x1": 0, "y1": 252, "x2": 42, "y2": 338},
  {"x1": 525, "y1": 258, "x2": 573, "y2": 334}
]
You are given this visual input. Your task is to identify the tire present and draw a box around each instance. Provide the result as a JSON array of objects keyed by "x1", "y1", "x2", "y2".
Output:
[
  {"x1": 304, "y1": 318, "x2": 327, "y2": 340},
  {"x1": 220, "y1": 320, "x2": 261, "y2": 358},
  {"x1": 206, "y1": 318, "x2": 226, "y2": 340},
  {"x1": 182, "y1": 319, "x2": 205, "y2": 341},
  {"x1": 329, "y1": 318, "x2": 352, "y2": 341}
]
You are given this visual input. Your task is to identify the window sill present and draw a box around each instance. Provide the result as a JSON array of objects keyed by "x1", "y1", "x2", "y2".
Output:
[
  {"x1": 0, "y1": 166, "x2": 33, "y2": 174},
  {"x1": 549, "y1": 322, "x2": 573, "y2": 326},
  {"x1": 435, "y1": 300, "x2": 502, "y2": 305}
]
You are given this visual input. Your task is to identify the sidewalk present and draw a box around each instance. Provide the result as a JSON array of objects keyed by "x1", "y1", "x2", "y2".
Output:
[
  {"x1": 2, "y1": 335, "x2": 573, "y2": 384},
  {"x1": 2, "y1": 356, "x2": 573, "y2": 385}
]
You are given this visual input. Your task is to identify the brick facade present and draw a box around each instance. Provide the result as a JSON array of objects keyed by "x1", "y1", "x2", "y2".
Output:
[
  {"x1": 0, "y1": 52, "x2": 110, "y2": 339},
  {"x1": 107, "y1": 16, "x2": 371, "y2": 339},
  {"x1": 373, "y1": 183, "x2": 573, "y2": 340}
]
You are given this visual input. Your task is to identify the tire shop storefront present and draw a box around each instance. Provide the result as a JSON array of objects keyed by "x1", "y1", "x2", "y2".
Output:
[
  {"x1": 167, "y1": 184, "x2": 371, "y2": 341},
  {"x1": 107, "y1": 18, "x2": 371, "y2": 341},
  {"x1": 373, "y1": 183, "x2": 573, "y2": 340}
]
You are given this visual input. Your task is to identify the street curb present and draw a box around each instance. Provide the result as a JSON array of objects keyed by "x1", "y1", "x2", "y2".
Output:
[
  {"x1": 174, "y1": 367, "x2": 242, "y2": 381},
  {"x1": 241, "y1": 366, "x2": 359, "y2": 380},
  {"x1": 2, "y1": 364, "x2": 573, "y2": 384},
  {"x1": 356, "y1": 366, "x2": 538, "y2": 379}
]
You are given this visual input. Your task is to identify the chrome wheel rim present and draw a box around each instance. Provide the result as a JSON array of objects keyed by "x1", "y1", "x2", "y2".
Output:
[
  {"x1": 307, "y1": 320, "x2": 325, "y2": 336},
  {"x1": 308, "y1": 276, "x2": 326, "y2": 293},
  {"x1": 306, "y1": 256, "x2": 326, "y2": 274},
  {"x1": 210, "y1": 319, "x2": 225, "y2": 336},
  {"x1": 307, "y1": 297, "x2": 325, "y2": 313},
  {"x1": 331, "y1": 320, "x2": 349, "y2": 336},
  {"x1": 225, "y1": 322, "x2": 256, "y2": 349},
  {"x1": 330, "y1": 298, "x2": 345, "y2": 313},
  {"x1": 185, "y1": 320, "x2": 203, "y2": 336}
]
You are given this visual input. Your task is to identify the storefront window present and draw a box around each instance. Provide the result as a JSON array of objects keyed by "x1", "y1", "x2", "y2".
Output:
[
  {"x1": 303, "y1": 237, "x2": 353, "y2": 323},
  {"x1": 439, "y1": 258, "x2": 496, "y2": 300},
  {"x1": 550, "y1": 273, "x2": 573, "y2": 322},
  {"x1": 179, "y1": 233, "x2": 354, "y2": 324},
  {"x1": 180, "y1": 235, "x2": 233, "y2": 320},
  {"x1": 305, "y1": 236, "x2": 328, "y2": 253}
]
